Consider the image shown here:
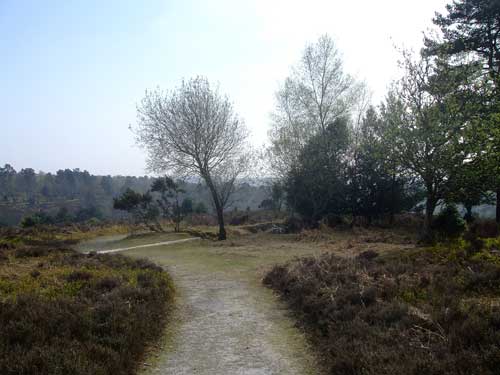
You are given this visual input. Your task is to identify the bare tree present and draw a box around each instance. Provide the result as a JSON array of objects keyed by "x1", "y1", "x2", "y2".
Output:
[
  {"x1": 134, "y1": 77, "x2": 249, "y2": 240},
  {"x1": 268, "y1": 34, "x2": 363, "y2": 178}
]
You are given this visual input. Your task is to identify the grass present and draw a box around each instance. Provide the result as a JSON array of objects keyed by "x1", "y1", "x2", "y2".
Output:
[
  {"x1": 263, "y1": 237, "x2": 500, "y2": 374},
  {"x1": 0, "y1": 227, "x2": 174, "y2": 375}
]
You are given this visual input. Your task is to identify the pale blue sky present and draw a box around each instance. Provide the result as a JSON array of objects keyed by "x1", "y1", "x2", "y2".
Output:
[{"x1": 1, "y1": 0, "x2": 448, "y2": 176}]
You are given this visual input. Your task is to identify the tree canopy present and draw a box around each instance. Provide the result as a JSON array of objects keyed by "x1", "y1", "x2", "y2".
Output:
[{"x1": 135, "y1": 77, "x2": 250, "y2": 240}]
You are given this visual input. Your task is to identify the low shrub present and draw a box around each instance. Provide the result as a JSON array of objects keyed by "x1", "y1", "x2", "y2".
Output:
[
  {"x1": 474, "y1": 219, "x2": 499, "y2": 239},
  {"x1": 14, "y1": 246, "x2": 52, "y2": 258},
  {"x1": 0, "y1": 241, "x2": 15, "y2": 250},
  {"x1": 66, "y1": 270, "x2": 93, "y2": 282},
  {"x1": 284, "y1": 216, "x2": 306, "y2": 233},
  {"x1": 0, "y1": 242, "x2": 174, "y2": 375},
  {"x1": 322, "y1": 213, "x2": 345, "y2": 228},
  {"x1": 264, "y1": 247, "x2": 500, "y2": 374},
  {"x1": 433, "y1": 204, "x2": 466, "y2": 241},
  {"x1": 464, "y1": 223, "x2": 486, "y2": 256},
  {"x1": 229, "y1": 215, "x2": 249, "y2": 226},
  {"x1": 356, "y1": 249, "x2": 379, "y2": 262}
]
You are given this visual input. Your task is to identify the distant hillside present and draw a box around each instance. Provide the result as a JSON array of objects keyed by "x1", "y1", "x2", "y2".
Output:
[{"x1": 0, "y1": 164, "x2": 271, "y2": 226}]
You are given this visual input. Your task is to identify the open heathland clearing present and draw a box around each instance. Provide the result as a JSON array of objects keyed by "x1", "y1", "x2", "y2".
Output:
[{"x1": 0, "y1": 227, "x2": 174, "y2": 375}]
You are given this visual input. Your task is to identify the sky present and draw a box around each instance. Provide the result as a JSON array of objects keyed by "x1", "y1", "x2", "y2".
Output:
[{"x1": 0, "y1": 0, "x2": 449, "y2": 176}]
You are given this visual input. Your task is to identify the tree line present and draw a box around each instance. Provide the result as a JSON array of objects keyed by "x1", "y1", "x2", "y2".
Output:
[
  {"x1": 267, "y1": 0, "x2": 500, "y2": 241},
  {"x1": 4, "y1": 0, "x2": 497, "y2": 242},
  {"x1": 129, "y1": 0, "x2": 499, "y2": 241}
]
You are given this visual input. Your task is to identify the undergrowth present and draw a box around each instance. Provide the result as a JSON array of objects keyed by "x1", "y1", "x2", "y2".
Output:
[
  {"x1": 0, "y1": 229, "x2": 174, "y2": 375},
  {"x1": 264, "y1": 242, "x2": 500, "y2": 374}
]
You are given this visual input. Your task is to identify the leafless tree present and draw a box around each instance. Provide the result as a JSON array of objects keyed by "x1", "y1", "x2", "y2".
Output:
[
  {"x1": 268, "y1": 34, "x2": 364, "y2": 178},
  {"x1": 134, "y1": 77, "x2": 249, "y2": 240}
]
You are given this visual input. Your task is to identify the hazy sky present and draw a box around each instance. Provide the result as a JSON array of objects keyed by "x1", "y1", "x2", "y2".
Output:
[{"x1": 1, "y1": 0, "x2": 449, "y2": 176}]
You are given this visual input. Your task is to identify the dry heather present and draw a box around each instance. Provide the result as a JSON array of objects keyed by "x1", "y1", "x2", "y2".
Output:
[
  {"x1": 264, "y1": 239, "x2": 500, "y2": 375},
  {"x1": 0, "y1": 229, "x2": 174, "y2": 375}
]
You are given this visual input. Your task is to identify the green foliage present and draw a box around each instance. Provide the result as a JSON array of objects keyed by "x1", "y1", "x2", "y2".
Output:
[
  {"x1": 20, "y1": 216, "x2": 37, "y2": 228},
  {"x1": 21, "y1": 212, "x2": 54, "y2": 228},
  {"x1": 113, "y1": 189, "x2": 161, "y2": 231},
  {"x1": 1, "y1": 166, "x2": 268, "y2": 227},
  {"x1": 151, "y1": 176, "x2": 185, "y2": 232},
  {"x1": 284, "y1": 111, "x2": 420, "y2": 225},
  {"x1": 194, "y1": 201, "x2": 208, "y2": 214},
  {"x1": 258, "y1": 198, "x2": 273, "y2": 210},
  {"x1": 268, "y1": 34, "x2": 360, "y2": 178},
  {"x1": 113, "y1": 188, "x2": 147, "y2": 212},
  {"x1": 285, "y1": 117, "x2": 350, "y2": 223},
  {"x1": 349, "y1": 106, "x2": 422, "y2": 222},
  {"x1": 18, "y1": 206, "x2": 103, "y2": 228},
  {"x1": 426, "y1": 0, "x2": 500, "y2": 222},
  {"x1": 382, "y1": 50, "x2": 480, "y2": 240},
  {"x1": 271, "y1": 181, "x2": 284, "y2": 211},
  {"x1": 433, "y1": 204, "x2": 466, "y2": 240},
  {"x1": 427, "y1": 0, "x2": 500, "y2": 88},
  {"x1": 181, "y1": 197, "x2": 193, "y2": 214}
]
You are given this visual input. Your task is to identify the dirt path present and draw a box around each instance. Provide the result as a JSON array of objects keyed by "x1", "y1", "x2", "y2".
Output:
[
  {"x1": 146, "y1": 263, "x2": 316, "y2": 374},
  {"x1": 82, "y1": 237, "x2": 201, "y2": 254},
  {"x1": 80, "y1": 233, "x2": 320, "y2": 374}
]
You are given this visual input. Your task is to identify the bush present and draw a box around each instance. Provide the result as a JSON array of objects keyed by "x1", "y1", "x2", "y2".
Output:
[
  {"x1": 66, "y1": 270, "x2": 93, "y2": 282},
  {"x1": 0, "y1": 243, "x2": 174, "y2": 375},
  {"x1": 21, "y1": 212, "x2": 55, "y2": 228},
  {"x1": 356, "y1": 249, "x2": 379, "y2": 262},
  {"x1": 284, "y1": 216, "x2": 305, "y2": 233},
  {"x1": 433, "y1": 204, "x2": 465, "y2": 240},
  {"x1": 21, "y1": 216, "x2": 38, "y2": 228},
  {"x1": 474, "y1": 219, "x2": 499, "y2": 239},
  {"x1": 464, "y1": 223, "x2": 486, "y2": 255},
  {"x1": 229, "y1": 215, "x2": 249, "y2": 225},
  {"x1": 322, "y1": 213, "x2": 345, "y2": 228},
  {"x1": 14, "y1": 246, "x2": 51, "y2": 258},
  {"x1": 264, "y1": 248, "x2": 500, "y2": 374}
]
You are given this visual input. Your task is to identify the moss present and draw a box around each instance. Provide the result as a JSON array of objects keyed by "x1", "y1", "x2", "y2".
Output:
[
  {"x1": 471, "y1": 251, "x2": 500, "y2": 266},
  {"x1": 399, "y1": 288, "x2": 429, "y2": 304}
]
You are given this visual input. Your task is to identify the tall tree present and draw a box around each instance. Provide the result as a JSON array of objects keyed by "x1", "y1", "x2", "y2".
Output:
[
  {"x1": 427, "y1": 0, "x2": 500, "y2": 86},
  {"x1": 0, "y1": 164, "x2": 16, "y2": 202},
  {"x1": 17, "y1": 168, "x2": 37, "y2": 201},
  {"x1": 285, "y1": 117, "x2": 351, "y2": 223},
  {"x1": 426, "y1": 0, "x2": 500, "y2": 221},
  {"x1": 385, "y1": 51, "x2": 474, "y2": 240},
  {"x1": 135, "y1": 77, "x2": 249, "y2": 240},
  {"x1": 271, "y1": 181, "x2": 285, "y2": 212},
  {"x1": 268, "y1": 34, "x2": 362, "y2": 178},
  {"x1": 349, "y1": 107, "x2": 419, "y2": 224}
]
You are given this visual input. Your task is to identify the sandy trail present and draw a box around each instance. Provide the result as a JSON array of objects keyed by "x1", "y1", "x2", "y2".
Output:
[
  {"x1": 143, "y1": 263, "x2": 316, "y2": 374},
  {"x1": 81, "y1": 234, "x2": 319, "y2": 374},
  {"x1": 82, "y1": 237, "x2": 201, "y2": 254}
]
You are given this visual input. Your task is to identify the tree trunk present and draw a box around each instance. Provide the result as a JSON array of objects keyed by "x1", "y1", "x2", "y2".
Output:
[
  {"x1": 389, "y1": 172, "x2": 396, "y2": 225},
  {"x1": 203, "y1": 173, "x2": 227, "y2": 241},
  {"x1": 424, "y1": 196, "x2": 437, "y2": 243},
  {"x1": 496, "y1": 188, "x2": 500, "y2": 224},
  {"x1": 216, "y1": 206, "x2": 227, "y2": 240},
  {"x1": 464, "y1": 204, "x2": 473, "y2": 224}
]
